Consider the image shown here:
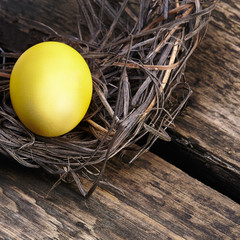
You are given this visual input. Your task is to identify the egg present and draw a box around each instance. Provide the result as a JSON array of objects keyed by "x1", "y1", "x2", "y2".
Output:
[{"x1": 10, "y1": 41, "x2": 92, "y2": 137}]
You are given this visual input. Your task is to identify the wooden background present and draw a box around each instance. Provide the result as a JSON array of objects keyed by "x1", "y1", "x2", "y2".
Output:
[
  {"x1": 173, "y1": 0, "x2": 240, "y2": 201},
  {"x1": 0, "y1": 0, "x2": 240, "y2": 239},
  {"x1": 1, "y1": 151, "x2": 240, "y2": 239}
]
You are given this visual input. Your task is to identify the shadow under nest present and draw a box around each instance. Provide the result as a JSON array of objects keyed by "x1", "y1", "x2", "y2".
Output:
[{"x1": 0, "y1": 0, "x2": 217, "y2": 198}]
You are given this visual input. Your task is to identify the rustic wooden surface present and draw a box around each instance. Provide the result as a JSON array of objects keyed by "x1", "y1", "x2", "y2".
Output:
[
  {"x1": 1, "y1": 1, "x2": 240, "y2": 239},
  {"x1": 0, "y1": 0, "x2": 79, "y2": 52},
  {"x1": 166, "y1": 0, "x2": 240, "y2": 201},
  {"x1": 1, "y1": 151, "x2": 240, "y2": 240}
]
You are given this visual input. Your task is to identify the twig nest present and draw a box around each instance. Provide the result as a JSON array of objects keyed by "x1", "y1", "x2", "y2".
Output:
[{"x1": 0, "y1": 0, "x2": 217, "y2": 197}]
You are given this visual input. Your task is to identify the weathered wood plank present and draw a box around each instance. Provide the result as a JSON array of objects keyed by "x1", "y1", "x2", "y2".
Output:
[
  {"x1": 1, "y1": 151, "x2": 240, "y2": 240},
  {"x1": 168, "y1": 0, "x2": 240, "y2": 200},
  {"x1": 1, "y1": 1, "x2": 240, "y2": 238},
  {"x1": 0, "y1": 0, "x2": 79, "y2": 52},
  {"x1": 0, "y1": 0, "x2": 79, "y2": 35}
]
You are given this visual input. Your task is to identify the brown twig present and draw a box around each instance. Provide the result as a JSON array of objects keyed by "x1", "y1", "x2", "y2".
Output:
[
  {"x1": 0, "y1": 72, "x2": 10, "y2": 78},
  {"x1": 112, "y1": 61, "x2": 180, "y2": 71}
]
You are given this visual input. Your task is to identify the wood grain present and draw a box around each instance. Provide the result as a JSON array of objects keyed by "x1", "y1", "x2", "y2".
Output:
[
  {"x1": 1, "y1": 151, "x2": 240, "y2": 240},
  {"x1": 0, "y1": 0, "x2": 79, "y2": 52},
  {"x1": 1, "y1": 1, "x2": 240, "y2": 239},
  {"x1": 170, "y1": 0, "x2": 240, "y2": 200}
]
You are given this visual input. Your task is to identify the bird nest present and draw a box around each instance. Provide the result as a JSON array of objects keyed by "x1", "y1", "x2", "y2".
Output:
[{"x1": 0, "y1": 0, "x2": 217, "y2": 197}]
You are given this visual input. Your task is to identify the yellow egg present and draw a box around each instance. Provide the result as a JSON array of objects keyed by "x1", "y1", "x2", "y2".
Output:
[{"x1": 10, "y1": 41, "x2": 92, "y2": 137}]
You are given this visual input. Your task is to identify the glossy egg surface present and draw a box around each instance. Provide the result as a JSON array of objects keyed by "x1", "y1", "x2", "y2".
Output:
[{"x1": 10, "y1": 41, "x2": 92, "y2": 137}]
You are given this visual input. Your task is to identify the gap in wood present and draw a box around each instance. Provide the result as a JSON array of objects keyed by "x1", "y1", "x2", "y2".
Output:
[{"x1": 137, "y1": 136, "x2": 240, "y2": 204}]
